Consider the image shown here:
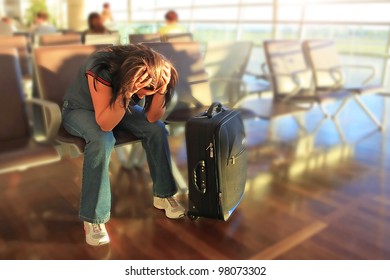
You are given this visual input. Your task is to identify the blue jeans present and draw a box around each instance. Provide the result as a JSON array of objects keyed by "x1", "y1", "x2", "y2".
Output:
[{"x1": 62, "y1": 104, "x2": 177, "y2": 224}]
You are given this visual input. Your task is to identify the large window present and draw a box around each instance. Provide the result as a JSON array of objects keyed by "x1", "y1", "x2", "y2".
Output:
[{"x1": 121, "y1": 0, "x2": 390, "y2": 89}]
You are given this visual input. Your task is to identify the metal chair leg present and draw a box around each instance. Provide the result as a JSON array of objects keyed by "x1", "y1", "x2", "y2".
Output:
[
  {"x1": 353, "y1": 95, "x2": 382, "y2": 130},
  {"x1": 319, "y1": 103, "x2": 329, "y2": 118},
  {"x1": 331, "y1": 97, "x2": 350, "y2": 120},
  {"x1": 333, "y1": 117, "x2": 347, "y2": 144},
  {"x1": 312, "y1": 116, "x2": 327, "y2": 135},
  {"x1": 293, "y1": 114, "x2": 308, "y2": 136},
  {"x1": 382, "y1": 96, "x2": 388, "y2": 131}
]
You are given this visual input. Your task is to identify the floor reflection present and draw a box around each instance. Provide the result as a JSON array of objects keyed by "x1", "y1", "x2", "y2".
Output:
[{"x1": 0, "y1": 94, "x2": 389, "y2": 259}]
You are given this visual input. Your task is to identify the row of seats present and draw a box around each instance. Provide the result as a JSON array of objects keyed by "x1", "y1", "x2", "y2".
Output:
[
  {"x1": 13, "y1": 31, "x2": 121, "y2": 46},
  {"x1": 0, "y1": 40, "x2": 255, "y2": 176},
  {"x1": 0, "y1": 32, "x2": 194, "y2": 77},
  {"x1": 129, "y1": 33, "x2": 193, "y2": 44},
  {"x1": 0, "y1": 48, "x2": 60, "y2": 174},
  {"x1": 0, "y1": 33, "x2": 121, "y2": 78},
  {"x1": 0, "y1": 32, "x2": 264, "y2": 103},
  {"x1": 0, "y1": 38, "x2": 385, "y2": 175},
  {"x1": 259, "y1": 40, "x2": 384, "y2": 128}
]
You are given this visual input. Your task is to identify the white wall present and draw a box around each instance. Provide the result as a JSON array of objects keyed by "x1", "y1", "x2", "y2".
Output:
[{"x1": 0, "y1": 0, "x2": 4, "y2": 17}]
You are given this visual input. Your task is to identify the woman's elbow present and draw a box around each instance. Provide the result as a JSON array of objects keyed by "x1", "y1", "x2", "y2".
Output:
[
  {"x1": 146, "y1": 109, "x2": 165, "y2": 123},
  {"x1": 96, "y1": 117, "x2": 114, "y2": 132},
  {"x1": 99, "y1": 125, "x2": 113, "y2": 132},
  {"x1": 99, "y1": 123, "x2": 113, "y2": 132},
  {"x1": 146, "y1": 113, "x2": 162, "y2": 123}
]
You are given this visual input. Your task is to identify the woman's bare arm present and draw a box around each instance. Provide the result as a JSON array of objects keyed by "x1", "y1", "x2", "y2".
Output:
[
  {"x1": 88, "y1": 75, "x2": 128, "y2": 131},
  {"x1": 88, "y1": 68, "x2": 152, "y2": 130},
  {"x1": 146, "y1": 94, "x2": 166, "y2": 123}
]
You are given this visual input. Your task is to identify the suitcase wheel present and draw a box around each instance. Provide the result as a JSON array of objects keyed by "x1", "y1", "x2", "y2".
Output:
[{"x1": 187, "y1": 212, "x2": 199, "y2": 221}]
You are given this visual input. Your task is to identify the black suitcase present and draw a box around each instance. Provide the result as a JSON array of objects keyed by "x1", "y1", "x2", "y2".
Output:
[{"x1": 185, "y1": 102, "x2": 247, "y2": 221}]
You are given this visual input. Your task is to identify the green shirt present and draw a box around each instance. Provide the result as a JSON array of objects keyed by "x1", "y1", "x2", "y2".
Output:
[{"x1": 158, "y1": 24, "x2": 186, "y2": 36}]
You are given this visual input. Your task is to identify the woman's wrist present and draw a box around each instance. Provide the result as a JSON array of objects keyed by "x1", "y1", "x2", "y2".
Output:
[{"x1": 156, "y1": 89, "x2": 168, "y2": 95}]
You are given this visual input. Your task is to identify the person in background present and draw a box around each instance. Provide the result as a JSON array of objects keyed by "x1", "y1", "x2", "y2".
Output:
[
  {"x1": 62, "y1": 44, "x2": 185, "y2": 246},
  {"x1": 0, "y1": 17, "x2": 15, "y2": 35},
  {"x1": 158, "y1": 10, "x2": 185, "y2": 36},
  {"x1": 101, "y1": 2, "x2": 113, "y2": 26},
  {"x1": 30, "y1": 11, "x2": 56, "y2": 34},
  {"x1": 84, "y1": 12, "x2": 111, "y2": 35}
]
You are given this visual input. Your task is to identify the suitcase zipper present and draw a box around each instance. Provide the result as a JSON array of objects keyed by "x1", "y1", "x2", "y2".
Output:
[
  {"x1": 229, "y1": 146, "x2": 246, "y2": 165},
  {"x1": 206, "y1": 142, "x2": 214, "y2": 158}
]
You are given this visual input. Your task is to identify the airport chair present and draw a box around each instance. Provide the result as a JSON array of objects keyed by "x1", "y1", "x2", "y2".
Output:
[
  {"x1": 263, "y1": 40, "x2": 352, "y2": 116},
  {"x1": 33, "y1": 44, "x2": 139, "y2": 155},
  {"x1": 38, "y1": 33, "x2": 82, "y2": 47},
  {"x1": 0, "y1": 35, "x2": 31, "y2": 77},
  {"x1": 0, "y1": 47, "x2": 60, "y2": 174},
  {"x1": 203, "y1": 41, "x2": 256, "y2": 107},
  {"x1": 13, "y1": 32, "x2": 33, "y2": 54},
  {"x1": 32, "y1": 32, "x2": 62, "y2": 47},
  {"x1": 303, "y1": 39, "x2": 384, "y2": 129},
  {"x1": 84, "y1": 33, "x2": 121, "y2": 45},
  {"x1": 0, "y1": 35, "x2": 34, "y2": 97},
  {"x1": 262, "y1": 40, "x2": 355, "y2": 141},
  {"x1": 129, "y1": 33, "x2": 161, "y2": 44}
]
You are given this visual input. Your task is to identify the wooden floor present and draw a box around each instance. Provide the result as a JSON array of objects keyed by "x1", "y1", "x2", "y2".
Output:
[{"x1": 0, "y1": 94, "x2": 389, "y2": 259}]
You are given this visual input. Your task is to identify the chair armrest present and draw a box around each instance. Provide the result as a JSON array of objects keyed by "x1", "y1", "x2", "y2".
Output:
[
  {"x1": 245, "y1": 63, "x2": 269, "y2": 81},
  {"x1": 26, "y1": 98, "x2": 62, "y2": 143},
  {"x1": 338, "y1": 64, "x2": 376, "y2": 85},
  {"x1": 267, "y1": 68, "x2": 309, "y2": 83},
  {"x1": 314, "y1": 67, "x2": 344, "y2": 89},
  {"x1": 269, "y1": 69, "x2": 315, "y2": 102},
  {"x1": 316, "y1": 64, "x2": 376, "y2": 86}
]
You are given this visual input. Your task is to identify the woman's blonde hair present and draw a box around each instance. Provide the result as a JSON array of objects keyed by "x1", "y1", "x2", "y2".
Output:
[{"x1": 90, "y1": 44, "x2": 178, "y2": 112}]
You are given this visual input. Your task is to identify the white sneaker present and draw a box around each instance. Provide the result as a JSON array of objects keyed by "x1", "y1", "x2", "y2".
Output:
[
  {"x1": 153, "y1": 196, "x2": 185, "y2": 219},
  {"x1": 83, "y1": 222, "x2": 110, "y2": 246}
]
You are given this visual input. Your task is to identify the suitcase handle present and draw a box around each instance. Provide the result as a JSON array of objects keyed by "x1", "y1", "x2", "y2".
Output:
[
  {"x1": 193, "y1": 160, "x2": 207, "y2": 193},
  {"x1": 207, "y1": 102, "x2": 223, "y2": 118}
]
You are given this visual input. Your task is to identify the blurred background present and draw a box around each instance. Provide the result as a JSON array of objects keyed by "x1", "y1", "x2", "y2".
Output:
[{"x1": 1, "y1": 0, "x2": 390, "y2": 91}]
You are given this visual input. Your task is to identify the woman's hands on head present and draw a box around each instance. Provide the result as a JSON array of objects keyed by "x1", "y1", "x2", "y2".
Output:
[
  {"x1": 154, "y1": 62, "x2": 172, "y2": 95},
  {"x1": 126, "y1": 66, "x2": 152, "y2": 99},
  {"x1": 126, "y1": 62, "x2": 172, "y2": 100}
]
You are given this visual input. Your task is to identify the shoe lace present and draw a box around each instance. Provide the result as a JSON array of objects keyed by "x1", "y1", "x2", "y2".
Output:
[
  {"x1": 92, "y1": 224, "x2": 102, "y2": 233},
  {"x1": 167, "y1": 197, "x2": 179, "y2": 208}
]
